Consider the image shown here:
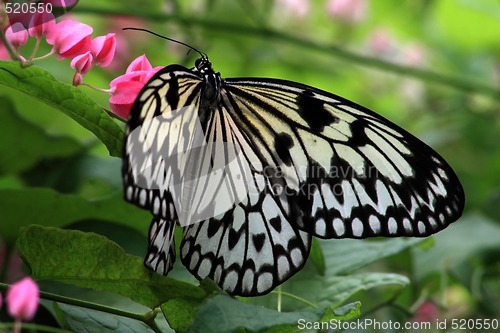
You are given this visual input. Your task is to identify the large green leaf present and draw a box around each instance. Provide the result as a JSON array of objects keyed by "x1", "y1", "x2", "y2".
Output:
[
  {"x1": 184, "y1": 295, "x2": 360, "y2": 333},
  {"x1": 320, "y1": 237, "x2": 425, "y2": 275},
  {"x1": 0, "y1": 61, "x2": 124, "y2": 157},
  {"x1": 17, "y1": 225, "x2": 205, "y2": 309},
  {"x1": 414, "y1": 213, "x2": 500, "y2": 279},
  {"x1": 0, "y1": 96, "x2": 83, "y2": 175},
  {"x1": 0, "y1": 188, "x2": 150, "y2": 243}
]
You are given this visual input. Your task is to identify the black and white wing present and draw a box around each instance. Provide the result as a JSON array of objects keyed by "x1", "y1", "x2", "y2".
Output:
[
  {"x1": 123, "y1": 65, "x2": 204, "y2": 274},
  {"x1": 122, "y1": 64, "x2": 312, "y2": 295},
  {"x1": 123, "y1": 59, "x2": 464, "y2": 297},
  {"x1": 219, "y1": 77, "x2": 464, "y2": 240}
]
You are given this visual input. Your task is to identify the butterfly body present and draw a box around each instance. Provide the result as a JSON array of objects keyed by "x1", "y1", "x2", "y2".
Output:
[{"x1": 123, "y1": 56, "x2": 464, "y2": 296}]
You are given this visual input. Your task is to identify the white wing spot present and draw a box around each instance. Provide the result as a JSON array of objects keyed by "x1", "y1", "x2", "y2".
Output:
[
  {"x1": 333, "y1": 218, "x2": 345, "y2": 236},
  {"x1": 277, "y1": 256, "x2": 290, "y2": 279},
  {"x1": 369, "y1": 215, "x2": 381, "y2": 234},
  {"x1": 417, "y1": 221, "x2": 426, "y2": 234},
  {"x1": 402, "y1": 218, "x2": 412, "y2": 233},
  {"x1": 315, "y1": 218, "x2": 327, "y2": 237},
  {"x1": 189, "y1": 251, "x2": 200, "y2": 270},
  {"x1": 242, "y1": 269, "x2": 255, "y2": 291},
  {"x1": 223, "y1": 271, "x2": 238, "y2": 293},
  {"x1": 388, "y1": 217, "x2": 398, "y2": 234},
  {"x1": 290, "y1": 246, "x2": 304, "y2": 267},
  {"x1": 257, "y1": 272, "x2": 273, "y2": 293},
  {"x1": 352, "y1": 218, "x2": 364, "y2": 237},
  {"x1": 139, "y1": 190, "x2": 147, "y2": 206}
]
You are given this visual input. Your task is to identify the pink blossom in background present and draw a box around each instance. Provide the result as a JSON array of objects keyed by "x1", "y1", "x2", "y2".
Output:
[
  {"x1": 275, "y1": 0, "x2": 310, "y2": 18},
  {"x1": 368, "y1": 28, "x2": 394, "y2": 56},
  {"x1": 326, "y1": 0, "x2": 367, "y2": 23},
  {"x1": 46, "y1": 19, "x2": 93, "y2": 59},
  {"x1": 412, "y1": 301, "x2": 439, "y2": 323},
  {"x1": 103, "y1": 16, "x2": 148, "y2": 70},
  {"x1": 91, "y1": 33, "x2": 116, "y2": 67},
  {"x1": 5, "y1": 23, "x2": 28, "y2": 50},
  {"x1": 6, "y1": 277, "x2": 40, "y2": 321},
  {"x1": 401, "y1": 43, "x2": 427, "y2": 68},
  {"x1": 28, "y1": 12, "x2": 56, "y2": 38}
]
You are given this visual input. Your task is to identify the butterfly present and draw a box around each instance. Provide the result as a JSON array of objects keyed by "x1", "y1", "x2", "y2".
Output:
[{"x1": 122, "y1": 39, "x2": 464, "y2": 297}]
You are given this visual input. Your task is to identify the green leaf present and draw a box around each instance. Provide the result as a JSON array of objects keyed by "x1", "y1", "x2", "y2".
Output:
[
  {"x1": 187, "y1": 294, "x2": 359, "y2": 333},
  {"x1": 0, "y1": 61, "x2": 124, "y2": 157},
  {"x1": 0, "y1": 96, "x2": 82, "y2": 175},
  {"x1": 320, "y1": 237, "x2": 425, "y2": 275},
  {"x1": 162, "y1": 298, "x2": 200, "y2": 333},
  {"x1": 414, "y1": 213, "x2": 500, "y2": 279},
  {"x1": 50, "y1": 302, "x2": 157, "y2": 333},
  {"x1": 309, "y1": 238, "x2": 325, "y2": 275},
  {"x1": 17, "y1": 225, "x2": 205, "y2": 308},
  {"x1": 0, "y1": 188, "x2": 150, "y2": 243},
  {"x1": 321, "y1": 273, "x2": 409, "y2": 307}
]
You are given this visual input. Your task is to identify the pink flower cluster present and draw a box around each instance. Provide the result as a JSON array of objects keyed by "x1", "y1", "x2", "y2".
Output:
[
  {"x1": 1, "y1": 277, "x2": 40, "y2": 321},
  {"x1": 2, "y1": 13, "x2": 116, "y2": 85},
  {"x1": 1, "y1": 13, "x2": 165, "y2": 119},
  {"x1": 1, "y1": 13, "x2": 164, "y2": 118}
]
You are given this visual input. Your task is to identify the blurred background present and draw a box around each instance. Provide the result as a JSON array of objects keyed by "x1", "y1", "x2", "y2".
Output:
[{"x1": 1, "y1": 0, "x2": 500, "y2": 332}]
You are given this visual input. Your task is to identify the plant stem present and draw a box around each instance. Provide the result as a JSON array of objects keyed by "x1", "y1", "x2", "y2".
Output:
[
  {"x1": 0, "y1": 282, "x2": 161, "y2": 332},
  {"x1": 270, "y1": 290, "x2": 318, "y2": 309},
  {"x1": 0, "y1": 322, "x2": 74, "y2": 333},
  {"x1": 0, "y1": 29, "x2": 20, "y2": 61},
  {"x1": 73, "y1": 6, "x2": 500, "y2": 100}
]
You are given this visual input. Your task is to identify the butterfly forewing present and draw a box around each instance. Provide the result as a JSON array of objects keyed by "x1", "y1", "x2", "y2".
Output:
[
  {"x1": 123, "y1": 58, "x2": 464, "y2": 297},
  {"x1": 222, "y1": 78, "x2": 464, "y2": 239}
]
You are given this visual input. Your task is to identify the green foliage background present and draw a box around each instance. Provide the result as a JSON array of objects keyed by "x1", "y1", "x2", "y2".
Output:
[{"x1": 1, "y1": 0, "x2": 500, "y2": 332}]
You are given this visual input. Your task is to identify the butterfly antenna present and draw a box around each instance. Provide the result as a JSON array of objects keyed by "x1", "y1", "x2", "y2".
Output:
[{"x1": 122, "y1": 27, "x2": 207, "y2": 59}]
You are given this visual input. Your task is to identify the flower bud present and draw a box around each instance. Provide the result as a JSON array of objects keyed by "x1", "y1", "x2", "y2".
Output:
[
  {"x1": 6, "y1": 23, "x2": 28, "y2": 50},
  {"x1": 6, "y1": 277, "x2": 40, "y2": 321}
]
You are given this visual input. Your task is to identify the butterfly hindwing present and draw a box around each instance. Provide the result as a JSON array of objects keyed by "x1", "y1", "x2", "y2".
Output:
[
  {"x1": 145, "y1": 217, "x2": 177, "y2": 275},
  {"x1": 180, "y1": 194, "x2": 312, "y2": 296}
]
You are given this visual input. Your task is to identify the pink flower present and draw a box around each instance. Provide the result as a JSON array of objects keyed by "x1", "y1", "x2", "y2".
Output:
[
  {"x1": 5, "y1": 23, "x2": 28, "y2": 50},
  {"x1": 326, "y1": 0, "x2": 367, "y2": 23},
  {"x1": 71, "y1": 51, "x2": 93, "y2": 75},
  {"x1": 6, "y1": 277, "x2": 40, "y2": 321},
  {"x1": 275, "y1": 0, "x2": 310, "y2": 18},
  {"x1": 46, "y1": 20, "x2": 93, "y2": 60},
  {"x1": 28, "y1": 11, "x2": 56, "y2": 38},
  {"x1": 109, "y1": 55, "x2": 162, "y2": 118},
  {"x1": 126, "y1": 54, "x2": 154, "y2": 72},
  {"x1": 71, "y1": 51, "x2": 93, "y2": 86},
  {"x1": 91, "y1": 33, "x2": 116, "y2": 67}
]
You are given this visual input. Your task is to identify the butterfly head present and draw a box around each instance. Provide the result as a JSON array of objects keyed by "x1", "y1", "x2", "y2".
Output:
[{"x1": 194, "y1": 57, "x2": 214, "y2": 75}]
